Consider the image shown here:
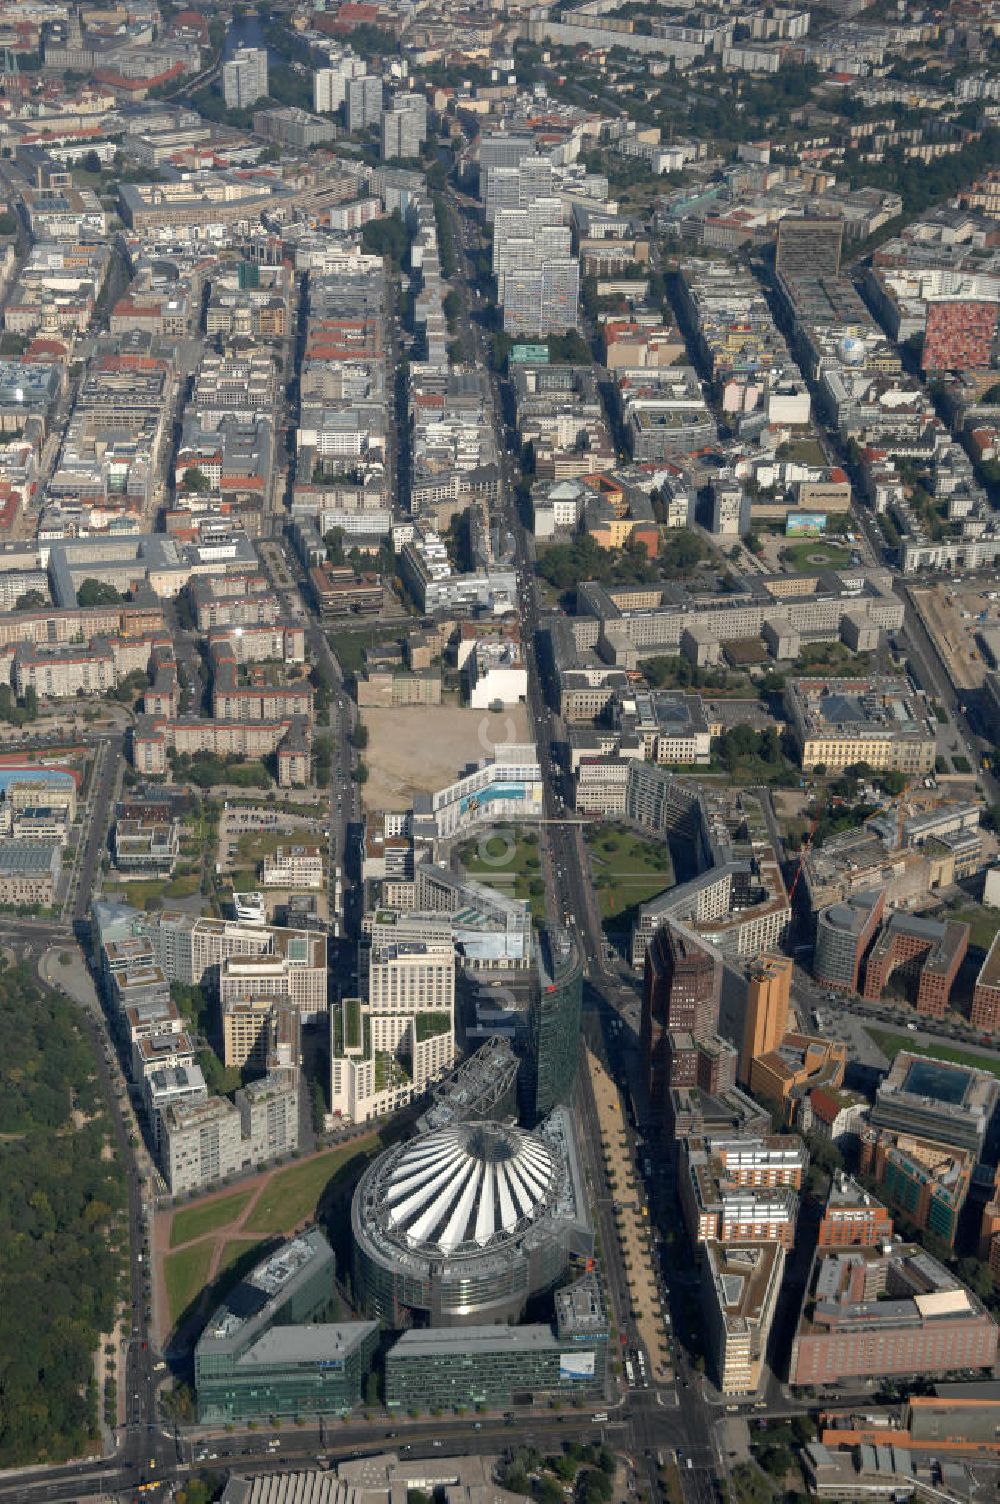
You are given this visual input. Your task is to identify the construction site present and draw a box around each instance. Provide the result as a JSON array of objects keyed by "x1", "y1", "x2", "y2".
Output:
[
  {"x1": 910, "y1": 580, "x2": 1000, "y2": 693},
  {"x1": 801, "y1": 788, "x2": 994, "y2": 916}
]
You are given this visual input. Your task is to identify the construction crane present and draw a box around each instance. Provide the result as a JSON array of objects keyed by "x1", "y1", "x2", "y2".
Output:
[
  {"x1": 787, "y1": 810, "x2": 821, "y2": 904},
  {"x1": 860, "y1": 794, "x2": 907, "y2": 850},
  {"x1": 788, "y1": 789, "x2": 910, "y2": 907}
]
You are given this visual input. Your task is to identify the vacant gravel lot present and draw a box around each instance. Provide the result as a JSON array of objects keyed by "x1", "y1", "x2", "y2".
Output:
[{"x1": 361, "y1": 702, "x2": 532, "y2": 810}]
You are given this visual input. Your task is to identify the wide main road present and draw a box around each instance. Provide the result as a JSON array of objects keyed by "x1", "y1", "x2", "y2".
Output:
[
  {"x1": 0, "y1": 1373, "x2": 734, "y2": 1504},
  {"x1": 0, "y1": 1409, "x2": 641, "y2": 1504},
  {"x1": 71, "y1": 730, "x2": 123, "y2": 925},
  {"x1": 0, "y1": 196, "x2": 723, "y2": 1504},
  {"x1": 443, "y1": 189, "x2": 724, "y2": 1504}
]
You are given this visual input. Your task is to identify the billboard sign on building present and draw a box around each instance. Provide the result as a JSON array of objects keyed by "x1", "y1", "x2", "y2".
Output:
[
  {"x1": 458, "y1": 783, "x2": 538, "y2": 819},
  {"x1": 559, "y1": 1350, "x2": 596, "y2": 1380},
  {"x1": 786, "y1": 512, "x2": 827, "y2": 537}
]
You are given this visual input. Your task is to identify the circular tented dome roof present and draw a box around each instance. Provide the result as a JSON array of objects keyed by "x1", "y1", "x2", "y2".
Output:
[{"x1": 381, "y1": 1122, "x2": 558, "y2": 1254}]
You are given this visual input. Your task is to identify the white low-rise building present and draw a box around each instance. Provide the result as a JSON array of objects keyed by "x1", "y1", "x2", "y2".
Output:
[
  {"x1": 466, "y1": 638, "x2": 528, "y2": 708},
  {"x1": 428, "y1": 743, "x2": 543, "y2": 839},
  {"x1": 984, "y1": 867, "x2": 1000, "y2": 909},
  {"x1": 261, "y1": 844, "x2": 325, "y2": 890}
]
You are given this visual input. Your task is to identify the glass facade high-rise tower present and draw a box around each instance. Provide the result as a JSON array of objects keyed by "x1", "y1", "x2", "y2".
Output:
[{"x1": 525, "y1": 927, "x2": 583, "y2": 1124}]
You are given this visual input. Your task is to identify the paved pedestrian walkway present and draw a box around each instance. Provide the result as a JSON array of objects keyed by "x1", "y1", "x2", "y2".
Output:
[{"x1": 586, "y1": 1049, "x2": 672, "y2": 1382}]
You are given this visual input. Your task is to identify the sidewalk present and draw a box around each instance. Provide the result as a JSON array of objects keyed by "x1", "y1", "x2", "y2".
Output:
[
  {"x1": 38, "y1": 942, "x2": 100, "y2": 1011},
  {"x1": 585, "y1": 1048, "x2": 672, "y2": 1383}
]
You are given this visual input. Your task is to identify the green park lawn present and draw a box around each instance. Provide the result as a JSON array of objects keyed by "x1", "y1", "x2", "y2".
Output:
[
  {"x1": 102, "y1": 879, "x2": 166, "y2": 907},
  {"x1": 947, "y1": 906, "x2": 1000, "y2": 953},
  {"x1": 780, "y1": 438, "x2": 827, "y2": 466},
  {"x1": 780, "y1": 540, "x2": 851, "y2": 573},
  {"x1": 460, "y1": 826, "x2": 546, "y2": 922},
  {"x1": 215, "y1": 1236, "x2": 266, "y2": 1278},
  {"x1": 242, "y1": 1138, "x2": 381, "y2": 1236},
  {"x1": 585, "y1": 825, "x2": 674, "y2": 921},
  {"x1": 164, "y1": 1238, "x2": 272, "y2": 1332},
  {"x1": 163, "y1": 1241, "x2": 215, "y2": 1328},
  {"x1": 103, "y1": 873, "x2": 202, "y2": 909},
  {"x1": 327, "y1": 627, "x2": 383, "y2": 677},
  {"x1": 169, "y1": 1189, "x2": 253, "y2": 1249},
  {"x1": 161, "y1": 1141, "x2": 388, "y2": 1331},
  {"x1": 234, "y1": 827, "x2": 326, "y2": 868},
  {"x1": 865, "y1": 1028, "x2": 1000, "y2": 1082}
]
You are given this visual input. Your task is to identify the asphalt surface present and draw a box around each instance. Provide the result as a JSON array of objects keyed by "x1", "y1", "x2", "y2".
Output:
[
  {"x1": 756, "y1": 255, "x2": 998, "y2": 807},
  {"x1": 9, "y1": 171, "x2": 1000, "y2": 1504},
  {"x1": 0, "y1": 192, "x2": 742, "y2": 1504},
  {"x1": 895, "y1": 578, "x2": 1000, "y2": 807},
  {"x1": 71, "y1": 731, "x2": 123, "y2": 924},
  {"x1": 442, "y1": 191, "x2": 725, "y2": 1504},
  {"x1": 264, "y1": 546, "x2": 363, "y2": 940}
]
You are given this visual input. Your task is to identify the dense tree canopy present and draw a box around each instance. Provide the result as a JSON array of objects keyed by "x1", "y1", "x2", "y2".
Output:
[
  {"x1": 844, "y1": 128, "x2": 1000, "y2": 215},
  {"x1": 77, "y1": 578, "x2": 124, "y2": 607},
  {"x1": 536, "y1": 534, "x2": 658, "y2": 592},
  {"x1": 361, "y1": 211, "x2": 411, "y2": 268},
  {"x1": 13, "y1": 589, "x2": 47, "y2": 611},
  {"x1": 536, "y1": 528, "x2": 706, "y2": 595},
  {"x1": 170, "y1": 750, "x2": 271, "y2": 789},
  {"x1": 0, "y1": 976, "x2": 102, "y2": 1132},
  {"x1": 0, "y1": 965, "x2": 126, "y2": 1465}
]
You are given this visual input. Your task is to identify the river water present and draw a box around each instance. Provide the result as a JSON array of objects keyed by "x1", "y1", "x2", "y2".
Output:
[{"x1": 222, "y1": 12, "x2": 282, "y2": 66}]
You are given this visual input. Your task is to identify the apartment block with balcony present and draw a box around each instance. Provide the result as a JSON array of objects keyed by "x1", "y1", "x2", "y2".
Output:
[
  {"x1": 330, "y1": 941, "x2": 456, "y2": 1124},
  {"x1": 261, "y1": 845, "x2": 325, "y2": 890},
  {"x1": 679, "y1": 1135, "x2": 804, "y2": 1249},
  {"x1": 143, "y1": 910, "x2": 327, "y2": 1021},
  {"x1": 113, "y1": 813, "x2": 180, "y2": 874}
]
